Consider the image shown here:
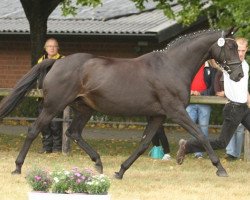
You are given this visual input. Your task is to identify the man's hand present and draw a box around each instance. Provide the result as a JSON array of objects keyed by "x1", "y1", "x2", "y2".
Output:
[
  {"x1": 190, "y1": 90, "x2": 200, "y2": 96},
  {"x1": 216, "y1": 91, "x2": 225, "y2": 97}
]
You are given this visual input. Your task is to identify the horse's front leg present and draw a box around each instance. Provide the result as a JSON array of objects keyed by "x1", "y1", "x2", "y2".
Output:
[
  {"x1": 172, "y1": 108, "x2": 228, "y2": 177},
  {"x1": 66, "y1": 106, "x2": 103, "y2": 173},
  {"x1": 12, "y1": 111, "x2": 54, "y2": 174},
  {"x1": 115, "y1": 116, "x2": 165, "y2": 179}
]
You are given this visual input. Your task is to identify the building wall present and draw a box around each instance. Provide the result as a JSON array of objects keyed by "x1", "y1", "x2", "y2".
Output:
[
  {"x1": 0, "y1": 36, "x2": 31, "y2": 88},
  {"x1": 0, "y1": 35, "x2": 161, "y2": 88}
]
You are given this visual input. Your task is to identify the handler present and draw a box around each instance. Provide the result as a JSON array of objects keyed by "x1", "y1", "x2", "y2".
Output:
[{"x1": 176, "y1": 37, "x2": 250, "y2": 164}]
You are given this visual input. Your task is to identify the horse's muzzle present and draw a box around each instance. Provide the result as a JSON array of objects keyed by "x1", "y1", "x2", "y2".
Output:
[{"x1": 230, "y1": 64, "x2": 243, "y2": 82}]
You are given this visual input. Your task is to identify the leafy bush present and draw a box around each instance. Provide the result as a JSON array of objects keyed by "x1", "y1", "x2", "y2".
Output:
[
  {"x1": 86, "y1": 174, "x2": 111, "y2": 194},
  {"x1": 69, "y1": 167, "x2": 93, "y2": 193},
  {"x1": 26, "y1": 167, "x2": 111, "y2": 195},
  {"x1": 51, "y1": 170, "x2": 71, "y2": 193}
]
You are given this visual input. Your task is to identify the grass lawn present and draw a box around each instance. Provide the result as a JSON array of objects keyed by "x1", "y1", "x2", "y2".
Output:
[{"x1": 0, "y1": 130, "x2": 250, "y2": 200}]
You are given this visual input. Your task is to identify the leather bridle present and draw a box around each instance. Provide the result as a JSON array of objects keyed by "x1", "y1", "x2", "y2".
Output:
[{"x1": 215, "y1": 33, "x2": 241, "y2": 74}]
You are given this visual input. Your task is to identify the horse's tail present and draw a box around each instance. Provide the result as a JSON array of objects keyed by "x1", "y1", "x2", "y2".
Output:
[{"x1": 0, "y1": 59, "x2": 57, "y2": 119}]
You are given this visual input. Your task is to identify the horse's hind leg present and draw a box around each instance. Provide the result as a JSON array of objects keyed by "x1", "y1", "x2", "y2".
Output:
[
  {"x1": 12, "y1": 109, "x2": 56, "y2": 174},
  {"x1": 66, "y1": 103, "x2": 103, "y2": 173},
  {"x1": 115, "y1": 116, "x2": 165, "y2": 179}
]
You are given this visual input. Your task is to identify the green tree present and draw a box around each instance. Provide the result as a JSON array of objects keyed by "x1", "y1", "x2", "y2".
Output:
[
  {"x1": 208, "y1": 0, "x2": 250, "y2": 38},
  {"x1": 64, "y1": 0, "x2": 250, "y2": 39},
  {"x1": 20, "y1": 0, "x2": 101, "y2": 66},
  {"x1": 20, "y1": 0, "x2": 61, "y2": 65},
  {"x1": 131, "y1": 0, "x2": 250, "y2": 34}
]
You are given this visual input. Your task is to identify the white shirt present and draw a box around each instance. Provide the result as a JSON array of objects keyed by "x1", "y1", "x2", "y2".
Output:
[{"x1": 223, "y1": 60, "x2": 249, "y2": 103}]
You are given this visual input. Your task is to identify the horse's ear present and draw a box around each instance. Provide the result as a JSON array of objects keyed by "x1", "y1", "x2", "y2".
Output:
[{"x1": 225, "y1": 27, "x2": 239, "y2": 37}]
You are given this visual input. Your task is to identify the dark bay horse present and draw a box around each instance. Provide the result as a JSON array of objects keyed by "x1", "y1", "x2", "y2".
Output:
[{"x1": 0, "y1": 28, "x2": 243, "y2": 179}]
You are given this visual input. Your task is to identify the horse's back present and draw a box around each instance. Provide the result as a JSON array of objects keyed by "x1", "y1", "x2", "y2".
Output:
[{"x1": 45, "y1": 53, "x2": 94, "y2": 80}]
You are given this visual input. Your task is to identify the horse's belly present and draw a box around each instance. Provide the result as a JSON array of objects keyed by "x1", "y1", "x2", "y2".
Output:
[
  {"x1": 93, "y1": 100, "x2": 163, "y2": 116},
  {"x1": 80, "y1": 88, "x2": 164, "y2": 116}
]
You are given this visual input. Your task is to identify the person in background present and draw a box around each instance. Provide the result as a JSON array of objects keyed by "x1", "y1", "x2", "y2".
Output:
[
  {"x1": 176, "y1": 37, "x2": 250, "y2": 164},
  {"x1": 151, "y1": 125, "x2": 171, "y2": 160},
  {"x1": 186, "y1": 60, "x2": 217, "y2": 158},
  {"x1": 225, "y1": 37, "x2": 249, "y2": 160},
  {"x1": 214, "y1": 67, "x2": 246, "y2": 161},
  {"x1": 226, "y1": 38, "x2": 248, "y2": 160},
  {"x1": 214, "y1": 70, "x2": 224, "y2": 98},
  {"x1": 37, "y1": 38, "x2": 64, "y2": 154},
  {"x1": 226, "y1": 124, "x2": 245, "y2": 160}
]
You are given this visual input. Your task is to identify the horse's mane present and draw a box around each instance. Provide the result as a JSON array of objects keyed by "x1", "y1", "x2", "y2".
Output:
[{"x1": 155, "y1": 28, "x2": 221, "y2": 52}]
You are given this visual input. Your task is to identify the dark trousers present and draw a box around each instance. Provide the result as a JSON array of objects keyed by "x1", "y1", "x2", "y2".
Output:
[
  {"x1": 185, "y1": 102, "x2": 250, "y2": 153},
  {"x1": 152, "y1": 126, "x2": 170, "y2": 154},
  {"x1": 38, "y1": 101, "x2": 63, "y2": 151}
]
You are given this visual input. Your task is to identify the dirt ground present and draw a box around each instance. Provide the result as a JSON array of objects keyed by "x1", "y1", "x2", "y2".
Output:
[{"x1": 0, "y1": 124, "x2": 219, "y2": 142}]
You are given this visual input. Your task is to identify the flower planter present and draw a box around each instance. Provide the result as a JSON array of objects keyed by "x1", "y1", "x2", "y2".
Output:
[{"x1": 28, "y1": 192, "x2": 111, "y2": 200}]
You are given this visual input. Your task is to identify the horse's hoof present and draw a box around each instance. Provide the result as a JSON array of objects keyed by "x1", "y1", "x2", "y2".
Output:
[
  {"x1": 95, "y1": 164, "x2": 103, "y2": 174},
  {"x1": 216, "y1": 170, "x2": 228, "y2": 177},
  {"x1": 114, "y1": 172, "x2": 123, "y2": 180},
  {"x1": 11, "y1": 169, "x2": 21, "y2": 175}
]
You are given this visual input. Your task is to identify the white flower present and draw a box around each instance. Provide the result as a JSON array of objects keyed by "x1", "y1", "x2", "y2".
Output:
[
  {"x1": 53, "y1": 177, "x2": 59, "y2": 183},
  {"x1": 64, "y1": 170, "x2": 70, "y2": 175}
]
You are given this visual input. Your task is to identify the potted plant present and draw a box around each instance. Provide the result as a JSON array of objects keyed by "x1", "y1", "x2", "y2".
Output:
[
  {"x1": 27, "y1": 167, "x2": 111, "y2": 200},
  {"x1": 26, "y1": 167, "x2": 52, "y2": 192}
]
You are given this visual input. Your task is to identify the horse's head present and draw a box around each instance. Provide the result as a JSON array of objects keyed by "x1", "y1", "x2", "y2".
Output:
[{"x1": 210, "y1": 27, "x2": 243, "y2": 82}]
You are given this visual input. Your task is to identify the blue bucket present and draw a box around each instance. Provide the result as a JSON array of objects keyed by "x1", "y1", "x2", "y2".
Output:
[{"x1": 149, "y1": 146, "x2": 164, "y2": 159}]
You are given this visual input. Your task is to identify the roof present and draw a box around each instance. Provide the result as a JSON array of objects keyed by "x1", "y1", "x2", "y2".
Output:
[{"x1": 0, "y1": 0, "x2": 207, "y2": 42}]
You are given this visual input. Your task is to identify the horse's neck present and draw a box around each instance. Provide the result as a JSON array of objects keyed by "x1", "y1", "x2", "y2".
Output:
[
  {"x1": 173, "y1": 32, "x2": 219, "y2": 76},
  {"x1": 161, "y1": 31, "x2": 220, "y2": 84}
]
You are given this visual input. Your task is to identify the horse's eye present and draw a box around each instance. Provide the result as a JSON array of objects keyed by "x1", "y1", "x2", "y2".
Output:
[
  {"x1": 227, "y1": 44, "x2": 234, "y2": 49},
  {"x1": 226, "y1": 41, "x2": 235, "y2": 49}
]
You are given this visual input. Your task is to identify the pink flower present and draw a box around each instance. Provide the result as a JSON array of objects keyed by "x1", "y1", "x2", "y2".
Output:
[
  {"x1": 76, "y1": 179, "x2": 82, "y2": 183},
  {"x1": 75, "y1": 172, "x2": 81, "y2": 177},
  {"x1": 35, "y1": 176, "x2": 42, "y2": 181}
]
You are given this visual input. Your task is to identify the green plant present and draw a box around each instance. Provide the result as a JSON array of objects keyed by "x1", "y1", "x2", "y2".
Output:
[
  {"x1": 26, "y1": 167, "x2": 52, "y2": 192},
  {"x1": 86, "y1": 174, "x2": 111, "y2": 195},
  {"x1": 69, "y1": 167, "x2": 93, "y2": 193},
  {"x1": 27, "y1": 166, "x2": 111, "y2": 194},
  {"x1": 51, "y1": 170, "x2": 71, "y2": 193}
]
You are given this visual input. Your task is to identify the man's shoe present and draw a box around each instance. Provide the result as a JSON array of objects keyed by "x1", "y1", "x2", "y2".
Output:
[
  {"x1": 194, "y1": 153, "x2": 203, "y2": 159},
  {"x1": 38, "y1": 149, "x2": 52, "y2": 154},
  {"x1": 225, "y1": 154, "x2": 237, "y2": 161},
  {"x1": 195, "y1": 154, "x2": 203, "y2": 159},
  {"x1": 176, "y1": 139, "x2": 187, "y2": 165}
]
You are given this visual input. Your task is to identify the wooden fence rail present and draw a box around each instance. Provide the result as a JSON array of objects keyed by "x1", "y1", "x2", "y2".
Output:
[
  {"x1": 0, "y1": 88, "x2": 249, "y2": 161},
  {"x1": 0, "y1": 88, "x2": 229, "y2": 104}
]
